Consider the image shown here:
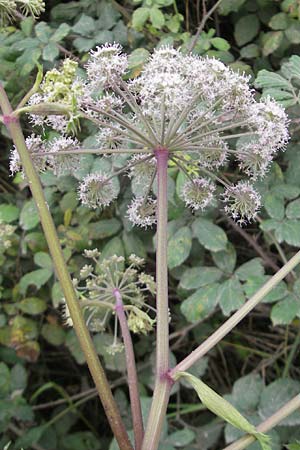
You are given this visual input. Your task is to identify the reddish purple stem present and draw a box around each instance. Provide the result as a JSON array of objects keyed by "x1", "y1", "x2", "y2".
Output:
[{"x1": 114, "y1": 288, "x2": 144, "y2": 450}]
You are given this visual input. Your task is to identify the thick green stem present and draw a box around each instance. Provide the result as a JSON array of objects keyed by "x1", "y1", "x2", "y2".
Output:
[
  {"x1": 0, "y1": 84, "x2": 133, "y2": 450},
  {"x1": 142, "y1": 147, "x2": 172, "y2": 450}
]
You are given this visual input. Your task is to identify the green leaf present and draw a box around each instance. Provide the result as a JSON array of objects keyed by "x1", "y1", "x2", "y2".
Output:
[
  {"x1": 264, "y1": 193, "x2": 285, "y2": 220},
  {"x1": 166, "y1": 429, "x2": 195, "y2": 447},
  {"x1": 174, "y1": 372, "x2": 271, "y2": 450},
  {"x1": 234, "y1": 14, "x2": 260, "y2": 46},
  {"x1": 212, "y1": 243, "x2": 237, "y2": 273},
  {"x1": 15, "y1": 425, "x2": 46, "y2": 449},
  {"x1": 0, "y1": 204, "x2": 19, "y2": 223},
  {"x1": 132, "y1": 7, "x2": 150, "y2": 29},
  {"x1": 218, "y1": 277, "x2": 245, "y2": 316},
  {"x1": 262, "y1": 31, "x2": 284, "y2": 56},
  {"x1": 17, "y1": 48, "x2": 42, "y2": 76},
  {"x1": 180, "y1": 283, "x2": 220, "y2": 323},
  {"x1": 35, "y1": 22, "x2": 52, "y2": 43},
  {"x1": 87, "y1": 219, "x2": 121, "y2": 239},
  {"x1": 65, "y1": 330, "x2": 85, "y2": 364},
  {"x1": 18, "y1": 297, "x2": 47, "y2": 315},
  {"x1": 286, "y1": 442, "x2": 300, "y2": 450},
  {"x1": 11, "y1": 364, "x2": 27, "y2": 392},
  {"x1": 34, "y1": 252, "x2": 53, "y2": 270},
  {"x1": 42, "y1": 324, "x2": 65, "y2": 346},
  {"x1": 243, "y1": 276, "x2": 288, "y2": 303},
  {"x1": 218, "y1": 0, "x2": 246, "y2": 15},
  {"x1": 42, "y1": 42, "x2": 59, "y2": 61},
  {"x1": 73, "y1": 37, "x2": 95, "y2": 52},
  {"x1": 180, "y1": 266, "x2": 223, "y2": 290},
  {"x1": 281, "y1": 55, "x2": 300, "y2": 80},
  {"x1": 286, "y1": 199, "x2": 300, "y2": 219},
  {"x1": 240, "y1": 44, "x2": 260, "y2": 59},
  {"x1": 128, "y1": 48, "x2": 149, "y2": 68},
  {"x1": 20, "y1": 200, "x2": 39, "y2": 231},
  {"x1": 150, "y1": 7, "x2": 165, "y2": 28},
  {"x1": 271, "y1": 295, "x2": 300, "y2": 325},
  {"x1": 61, "y1": 432, "x2": 101, "y2": 450},
  {"x1": 210, "y1": 37, "x2": 230, "y2": 51},
  {"x1": 235, "y1": 258, "x2": 264, "y2": 281},
  {"x1": 19, "y1": 269, "x2": 52, "y2": 294},
  {"x1": 72, "y1": 14, "x2": 96, "y2": 36},
  {"x1": 179, "y1": 358, "x2": 209, "y2": 389},
  {"x1": 255, "y1": 70, "x2": 293, "y2": 92},
  {"x1": 269, "y1": 12, "x2": 288, "y2": 30},
  {"x1": 168, "y1": 226, "x2": 192, "y2": 269},
  {"x1": 123, "y1": 232, "x2": 146, "y2": 259},
  {"x1": 274, "y1": 219, "x2": 300, "y2": 246},
  {"x1": 192, "y1": 218, "x2": 227, "y2": 252},
  {"x1": 51, "y1": 23, "x2": 71, "y2": 42},
  {"x1": 226, "y1": 374, "x2": 264, "y2": 412},
  {"x1": 271, "y1": 184, "x2": 300, "y2": 200},
  {"x1": 100, "y1": 237, "x2": 125, "y2": 264},
  {"x1": 0, "y1": 363, "x2": 11, "y2": 398},
  {"x1": 97, "y1": 2, "x2": 120, "y2": 29},
  {"x1": 285, "y1": 21, "x2": 300, "y2": 44},
  {"x1": 259, "y1": 378, "x2": 300, "y2": 426}
]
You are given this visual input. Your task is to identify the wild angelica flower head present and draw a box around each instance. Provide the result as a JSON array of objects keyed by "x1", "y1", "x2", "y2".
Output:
[
  {"x1": 78, "y1": 173, "x2": 118, "y2": 209},
  {"x1": 23, "y1": 45, "x2": 289, "y2": 225},
  {"x1": 223, "y1": 181, "x2": 261, "y2": 225},
  {"x1": 0, "y1": 0, "x2": 44, "y2": 26},
  {"x1": 61, "y1": 252, "x2": 156, "y2": 336}
]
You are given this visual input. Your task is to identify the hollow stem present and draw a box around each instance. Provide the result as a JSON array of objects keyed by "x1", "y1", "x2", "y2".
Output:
[
  {"x1": 170, "y1": 249, "x2": 300, "y2": 376},
  {"x1": 0, "y1": 84, "x2": 133, "y2": 450},
  {"x1": 114, "y1": 289, "x2": 144, "y2": 450},
  {"x1": 142, "y1": 147, "x2": 172, "y2": 450}
]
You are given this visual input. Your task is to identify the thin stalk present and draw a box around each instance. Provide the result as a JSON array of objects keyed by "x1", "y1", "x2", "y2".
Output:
[
  {"x1": 35, "y1": 148, "x2": 146, "y2": 156},
  {"x1": 223, "y1": 394, "x2": 300, "y2": 450},
  {"x1": 0, "y1": 84, "x2": 133, "y2": 450},
  {"x1": 114, "y1": 289, "x2": 144, "y2": 450},
  {"x1": 282, "y1": 327, "x2": 300, "y2": 377},
  {"x1": 170, "y1": 249, "x2": 300, "y2": 376},
  {"x1": 142, "y1": 147, "x2": 172, "y2": 450}
]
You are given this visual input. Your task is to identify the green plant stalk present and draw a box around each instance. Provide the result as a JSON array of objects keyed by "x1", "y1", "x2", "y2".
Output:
[
  {"x1": 282, "y1": 326, "x2": 300, "y2": 377},
  {"x1": 223, "y1": 394, "x2": 300, "y2": 450},
  {"x1": 114, "y1": 289, "x2": 144, "y2": 450},
  {"x1": 0, "y1": 84, "x2": 133, "y2": 450},
  {"x1": 170, "y1": 249, "x2": 300, "y2": 376},
  {"x1": 142, "y1": 148, "x2": 172, "y2": 450}
]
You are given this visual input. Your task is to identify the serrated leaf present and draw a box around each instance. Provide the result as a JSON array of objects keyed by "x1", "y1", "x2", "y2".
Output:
[
  {"x1": 264, "y1": 193, "x2": 285, "y2": 220},
  {"x1": 166, "y1": 429, "x2": 195, "y2": 446},
  {"x1": 180, "y1": 283, "x2": 220, "y2": 323},
  {"x1": 180, "y1": 266, "x2": 223, "y2": 290},
  {"x1": 72, "y1": 14, "x2": 96, "y2": 36},
  {"x1": 87, "y1": 219, "x2": 121, "y2": 239},
  {"x1": 218, "y1": 0, "x2": 246, "y2": 15},
  {"x1": 35, "y1": 22, "x2": 52, "y2": 43},
  {"x1": 168, "y1": 226, "x2": 192, "y2": 269},
  {"x1": 192, "y1": 218, "x2": 227, "y2": 252},
  {"x1": 255, "y1": 70, "x2": 293, "y2": 92},
  {"x1": 0, "y1": 204, "x2": 19, "y2": 223},
  {"x1": 34, "y1": 252, "x2": 53, "y2": 270},
  {"x1": 286, "y1": 199, "x2": 300, "y2": 219},
  {"x1": 241, "y1": 44, "x2": 260, "y2": 59},
  {"x1": 262, "y1": 31, "x2": 283, "y2": 56},
  {"x1": 175, "y1": 372, "x2": 271, "y2": 450},
  {"x1": 269, "y1": 12, "x2": 288, "y2": 30},
  {"x1": 212, "y1": 243, "x2": 237, "y2": 273},
  {"x1": 259, "y1": 379, "x2": 300, "y2": 426},
  {"x1": 19, "y1": 269, "x2": 52, "y2": 294},
  {"x1": 42, "y1": 324, "x2": 65, "y2": 346},
  {"x1": 235, "y1": 258, "x2": 264, "y2": 281},
  {"x1": 42, "y1": 42, "x2": 59, "y2": 62},
  {"x1": 274, "y1": 219, "x2": 300, "y2": 246},
  {"x1": 150, "y1": 7, "x2": 165, "y2": 28},
  {"x1": 228, "y1": 374, "x2": 265, "y2": 412},
  {"x1": 243, "y1": 276, "x2": 288, "y2": 303},
  {"x1": 234, "y1": 14, "x2": 260, "y2": 46},
  {"x1": 20, "y1": 200, "x2": 39, "y2": 231},
  {"x1": 18, "y1": 297, "x2": 47, "y2": 315},
  {"x1": 271, "y1": 295, "x2": 300, "y2": 325},
  {"x1": 285, "y1": 22, "x2": 300, "y2": 44},
  {"x1": 132, "y1": 7, "x2": 150, "y2": 29},
  {"x1": 210, "y1": 37, "x2": 230, "y2": 51},
  {"x1": 51, "y1": 23, "x2": 70, "y2": 42},
  {"x1": 218, "y1": 277, "x2": 245, "y2": 315}
]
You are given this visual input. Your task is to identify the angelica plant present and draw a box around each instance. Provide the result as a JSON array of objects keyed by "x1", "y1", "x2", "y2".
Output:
[
  {"x1": 3, "y1": 43, "x2": 300, "y2": 450},
  {"x1": 0, "y1": 0, "x2": 45, "y2": 26}
]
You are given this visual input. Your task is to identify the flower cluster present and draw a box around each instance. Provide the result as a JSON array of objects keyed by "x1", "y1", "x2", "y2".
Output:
[
  {"x1": 60, "y1": 252, "x2": 156, "y2": 351},
  {"x1": 20, "y1": 45, "x2": 289, "y2": 225},
  {"x1": 0, "y1": 221, "x2": 16, "y2": 254},
  {"x1": 0, "y1": 0, "x2": 45, "y2": 26}
]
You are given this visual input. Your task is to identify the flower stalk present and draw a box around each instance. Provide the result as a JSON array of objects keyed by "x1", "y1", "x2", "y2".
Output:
[
  {"x1": 114, "y1": 288, "x2": 144, "y2": 450},
  {"x1": 0, "y1": 83, "x2": 133, "y2": 450}
]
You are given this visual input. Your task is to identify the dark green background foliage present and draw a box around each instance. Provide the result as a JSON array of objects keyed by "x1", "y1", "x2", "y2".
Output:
[{"x1": 1, "y1": 0, "x2": 300, "y2": 448}]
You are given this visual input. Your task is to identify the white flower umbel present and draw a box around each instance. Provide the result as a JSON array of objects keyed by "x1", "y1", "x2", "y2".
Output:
[
  {"x1": 223, "y1": 181, "x2": 261, "y2": 225},
  {"x1": 23, "y1": 44, "x2": 289, "y2": 226},
  {"x1": 78, "y1": 173, "x2": 118, "y2": 209},
  {"x1": 47, "y1": 136, "x2": 81, "y2": 176}
]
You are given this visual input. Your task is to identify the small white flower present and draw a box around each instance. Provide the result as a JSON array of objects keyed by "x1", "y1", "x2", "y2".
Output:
[
  {"x1": 127, "y1": 196, "x2": 157, "y2": 228},
  {"x1": 182, "y1": 177, "x2": 216, "y2": 211},
  {"x1": 223, "y1": 181, "x2": 261, "y2": 225}
]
